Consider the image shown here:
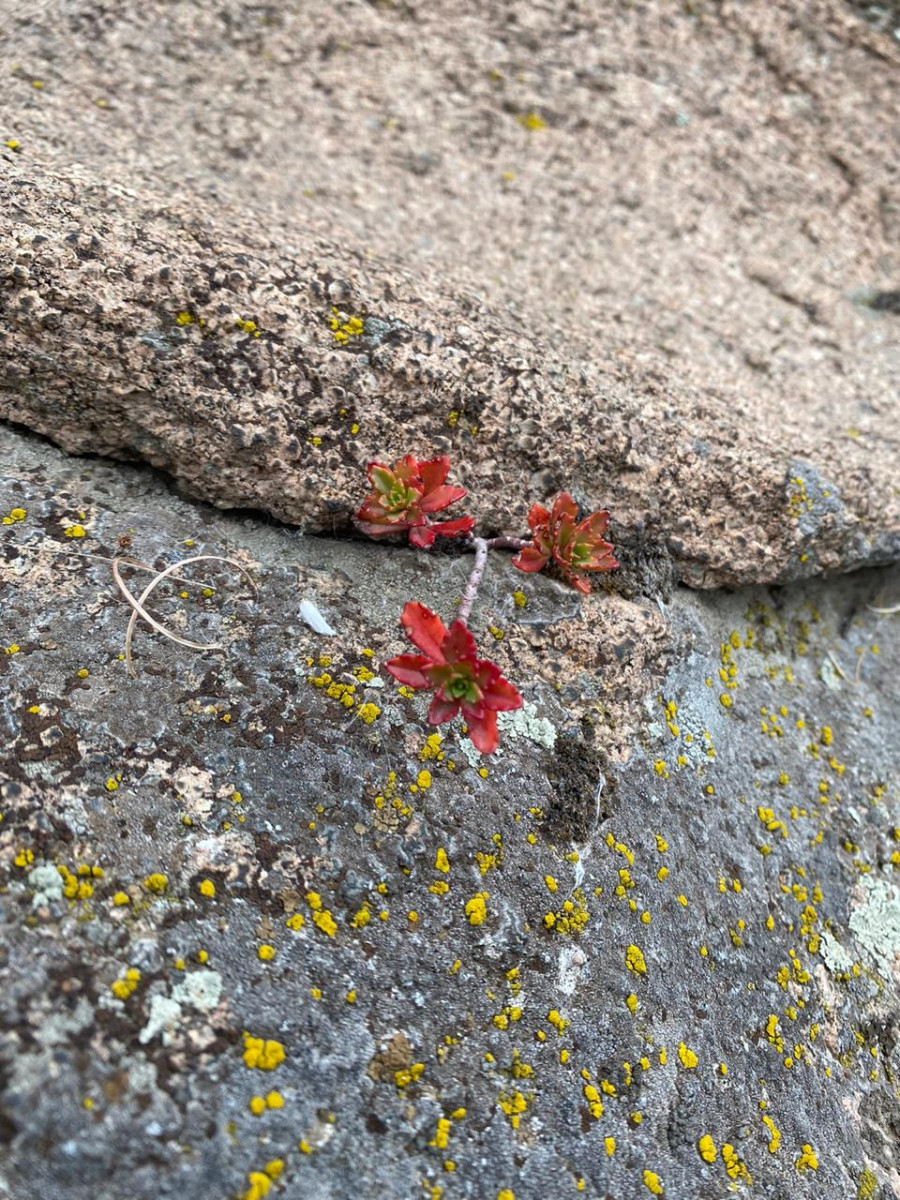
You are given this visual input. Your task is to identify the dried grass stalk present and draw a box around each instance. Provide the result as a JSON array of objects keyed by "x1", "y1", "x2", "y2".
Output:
[{"x1": 112, "y1": 555, "x2": 257, "y2": 677}]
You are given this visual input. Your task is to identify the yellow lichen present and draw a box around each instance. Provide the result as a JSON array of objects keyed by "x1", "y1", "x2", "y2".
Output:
[
  {"x1": 243, "y1": 1033, "x2": 286, "y2": 1071},
  {"x1": 516, "y1": 111, "x2": 547, "y2": 131},
  {"x1": 698, "y1": 1135, "x2": 717, "y2": 1163},
  {"x1": 761, "y1": 1114, "x2": 781, "y2": 1153},
  {"x1": 242, "y1": 1172, "x2": 271, "y2": 1200},
  {"x1": 465, "y1": 892, "x2": 489, "y2": 926},
  {"x1": 394, "y1": 1062, "x2": 425, "y2": 1088},
  {"x1": 430, "y1": 1117, "x2": 452, "y2": 1150},
  {"x1": 795, "y1": 1144, "x2": 818, "y2": 1172},
  {"x1": 547, "y1": 1009, "x2": 569, "y2": 1034},
  {"x1": 498, "y1": 1089, "x2": 530, "y2": 1128},
  {"x1": 329, "y1": 308, "x2": 365, "y2": 344},
  {"x1": 110, "y1": 967, "x2": 141, "y2": 1000},
  {"x1": 678, "y1": 1043, "x2": 698, "y2": 1069},
  {"x1": 626, "y1": 944, "x2": 647, "y2": 975}
]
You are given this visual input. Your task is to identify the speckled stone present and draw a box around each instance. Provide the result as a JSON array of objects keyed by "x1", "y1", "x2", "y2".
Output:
[
  {"x1": 2, "y1": 1, "x2": 899, "y2": 588},
  {"x1": 1, "y1": 425, "x2": 899, "y2": 1200}
]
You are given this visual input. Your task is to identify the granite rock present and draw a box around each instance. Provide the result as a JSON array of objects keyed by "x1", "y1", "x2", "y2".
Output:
[
  {"x1": 1, "y1": 425, "x2": 899, "y2": 1200},
  {"x1": 2, "y1": 1, "x2": 900, "y2": 587}
]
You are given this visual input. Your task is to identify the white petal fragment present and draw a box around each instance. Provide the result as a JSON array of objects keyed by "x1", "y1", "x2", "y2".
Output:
[{"x1": 300, "y1": 599, "x2": 336, "y2": 636}]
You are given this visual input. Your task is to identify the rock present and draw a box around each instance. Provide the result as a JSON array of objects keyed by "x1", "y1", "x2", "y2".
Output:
[
  {"x1": 1, "y1": 423, "x2": 899, "y2": 1200},
  {"x1": 2, "y1": 2, "x2": 900, "y2": 587},
  {"x1": 3, "y1": 2, "x2": 900, "y2": 1196}
]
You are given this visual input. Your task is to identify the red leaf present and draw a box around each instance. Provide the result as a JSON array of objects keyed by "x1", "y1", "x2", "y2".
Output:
[
  {"x1": 511, "y1": 546, "x2": 548, "y2": 573},
  {"x1": 443, "y1": 620, "x2": 479, "y2": 664},
  {"x1": 526, "y1": 502, "x2": 550, "y2": 533},
  {"x1": 400, "y1": 602, "x2": 447, "y2": 662},
  {"x1": 431, "y1": 515, "x2": 475, "y2": 539},
  {"x1": 481, "y1": 675, "x2": 522, "y2": 712},
  {"x1": 428, "y1": 694, "x2": 460, "y2": 725},
  {"x1": 384, "y1": 653, "x2": 434, "y2": 689},
  {"x1": 579, "y1": 547, "x2": 618, "y2": 571},
  {"x1": 395, "y1": 454, "x2": 422, "y2": 482},
  {"x1": 409, "y1": 524, "x2": 436, "y2": 549},
  {"x1": 466, "y1": 710, "x2": 499, "y2": 754},
  {"x1": 420, "y1": 485, "x2": 467, "y2": 514},
  {"x1": 550, "y1": 493, "x2": 579, "y2": 527},
  {"x1": 560, "y1": 565, "x2": 592, "y2": 595},
  {"x1": 355, "y1": 516, "x2": 412, "y2": 537},
  {"x1": 418, "y1": 456, "x2": 451, "y2": 495},
  {"x1": 574, "y1": 510, "x2": 610, "y2": 540}
]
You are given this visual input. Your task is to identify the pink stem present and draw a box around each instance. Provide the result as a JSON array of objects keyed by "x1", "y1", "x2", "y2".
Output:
[{"x1": 457, "y1": 535, "x2": 530, "y2": 624}]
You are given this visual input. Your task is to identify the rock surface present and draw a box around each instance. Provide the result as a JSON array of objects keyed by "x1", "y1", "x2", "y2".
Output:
[
  {"x1": 2, "y1": 423, "x2": 900, "y2": 1200},
  {"x1": 2, "y1": 1, "x2": 900, "y2": 587},
  {"x1": 2, "y1": 4, "x2": 900, "y2": 1198}
]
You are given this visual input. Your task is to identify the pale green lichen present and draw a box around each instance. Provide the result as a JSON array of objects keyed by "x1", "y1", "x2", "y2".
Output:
[
  {"x1": 497, "y1": 702, "x2": 557, "y2": 750},
  {"x1": 818, "y1": 929, "x2": 855, "y2": 975},
  {"x1": 171, "y1": 969, "x2": 222, "y2": 1012},
  {"x1": 848, "y1": 876, "x2": 900, "y2": 964},
  {"x1": 139, "y1": 995, "x2": 182, "y2": 1045}
]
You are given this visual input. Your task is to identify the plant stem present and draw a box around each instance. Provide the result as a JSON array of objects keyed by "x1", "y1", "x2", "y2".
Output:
[
  {"x1": 484, "y1": 537, "x2": 531, "y2": 553},
  {"x1": 458, "y1": 535, "x2": 530, "y2": 624},
  {"x1": 458, "y1": 538, "x2": 488, "y2": 623}
]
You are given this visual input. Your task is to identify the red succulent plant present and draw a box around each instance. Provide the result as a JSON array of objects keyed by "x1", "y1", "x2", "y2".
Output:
[
  {"x1": 385, "y1": 602, "x2": 522, "y2": 754},
  {"x1": 511, "y1": 492, "x2": 618, "y2": 595},
  {"x1": 355, "y1": 454, "x2": 474, "y2": 549}
]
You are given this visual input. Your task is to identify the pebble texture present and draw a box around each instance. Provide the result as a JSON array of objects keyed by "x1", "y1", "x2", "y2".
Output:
[
  {"x1": 1, "y1": 425, "x2": 900, "y2": 1200},
  {"x1": 2, "y1": 1, "x2": 900, "y2": 587}
]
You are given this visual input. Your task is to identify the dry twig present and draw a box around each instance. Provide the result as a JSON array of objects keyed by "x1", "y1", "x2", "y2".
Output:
[{"x1": 112, "y1": 554, "x2": 257, "y2": 677}]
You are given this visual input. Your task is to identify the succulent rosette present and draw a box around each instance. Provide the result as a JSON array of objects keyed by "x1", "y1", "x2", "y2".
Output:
[
  {"x1": 385, "y1": 602, "x2": 522, "y2": 754},
  {"x1": 512, "y1": 492, "x2": 617, "y2": 594},
  {"x1": 355, "y1": 454, "x2": 474, "y2": 549},
  {"x1": 357, "y1": 454, "x2": 619, "y2": 754}
]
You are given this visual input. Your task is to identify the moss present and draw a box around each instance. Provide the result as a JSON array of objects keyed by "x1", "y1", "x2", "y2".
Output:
[{"x1": 542, "y1": 719, "x2": 611, "y2": 840}]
